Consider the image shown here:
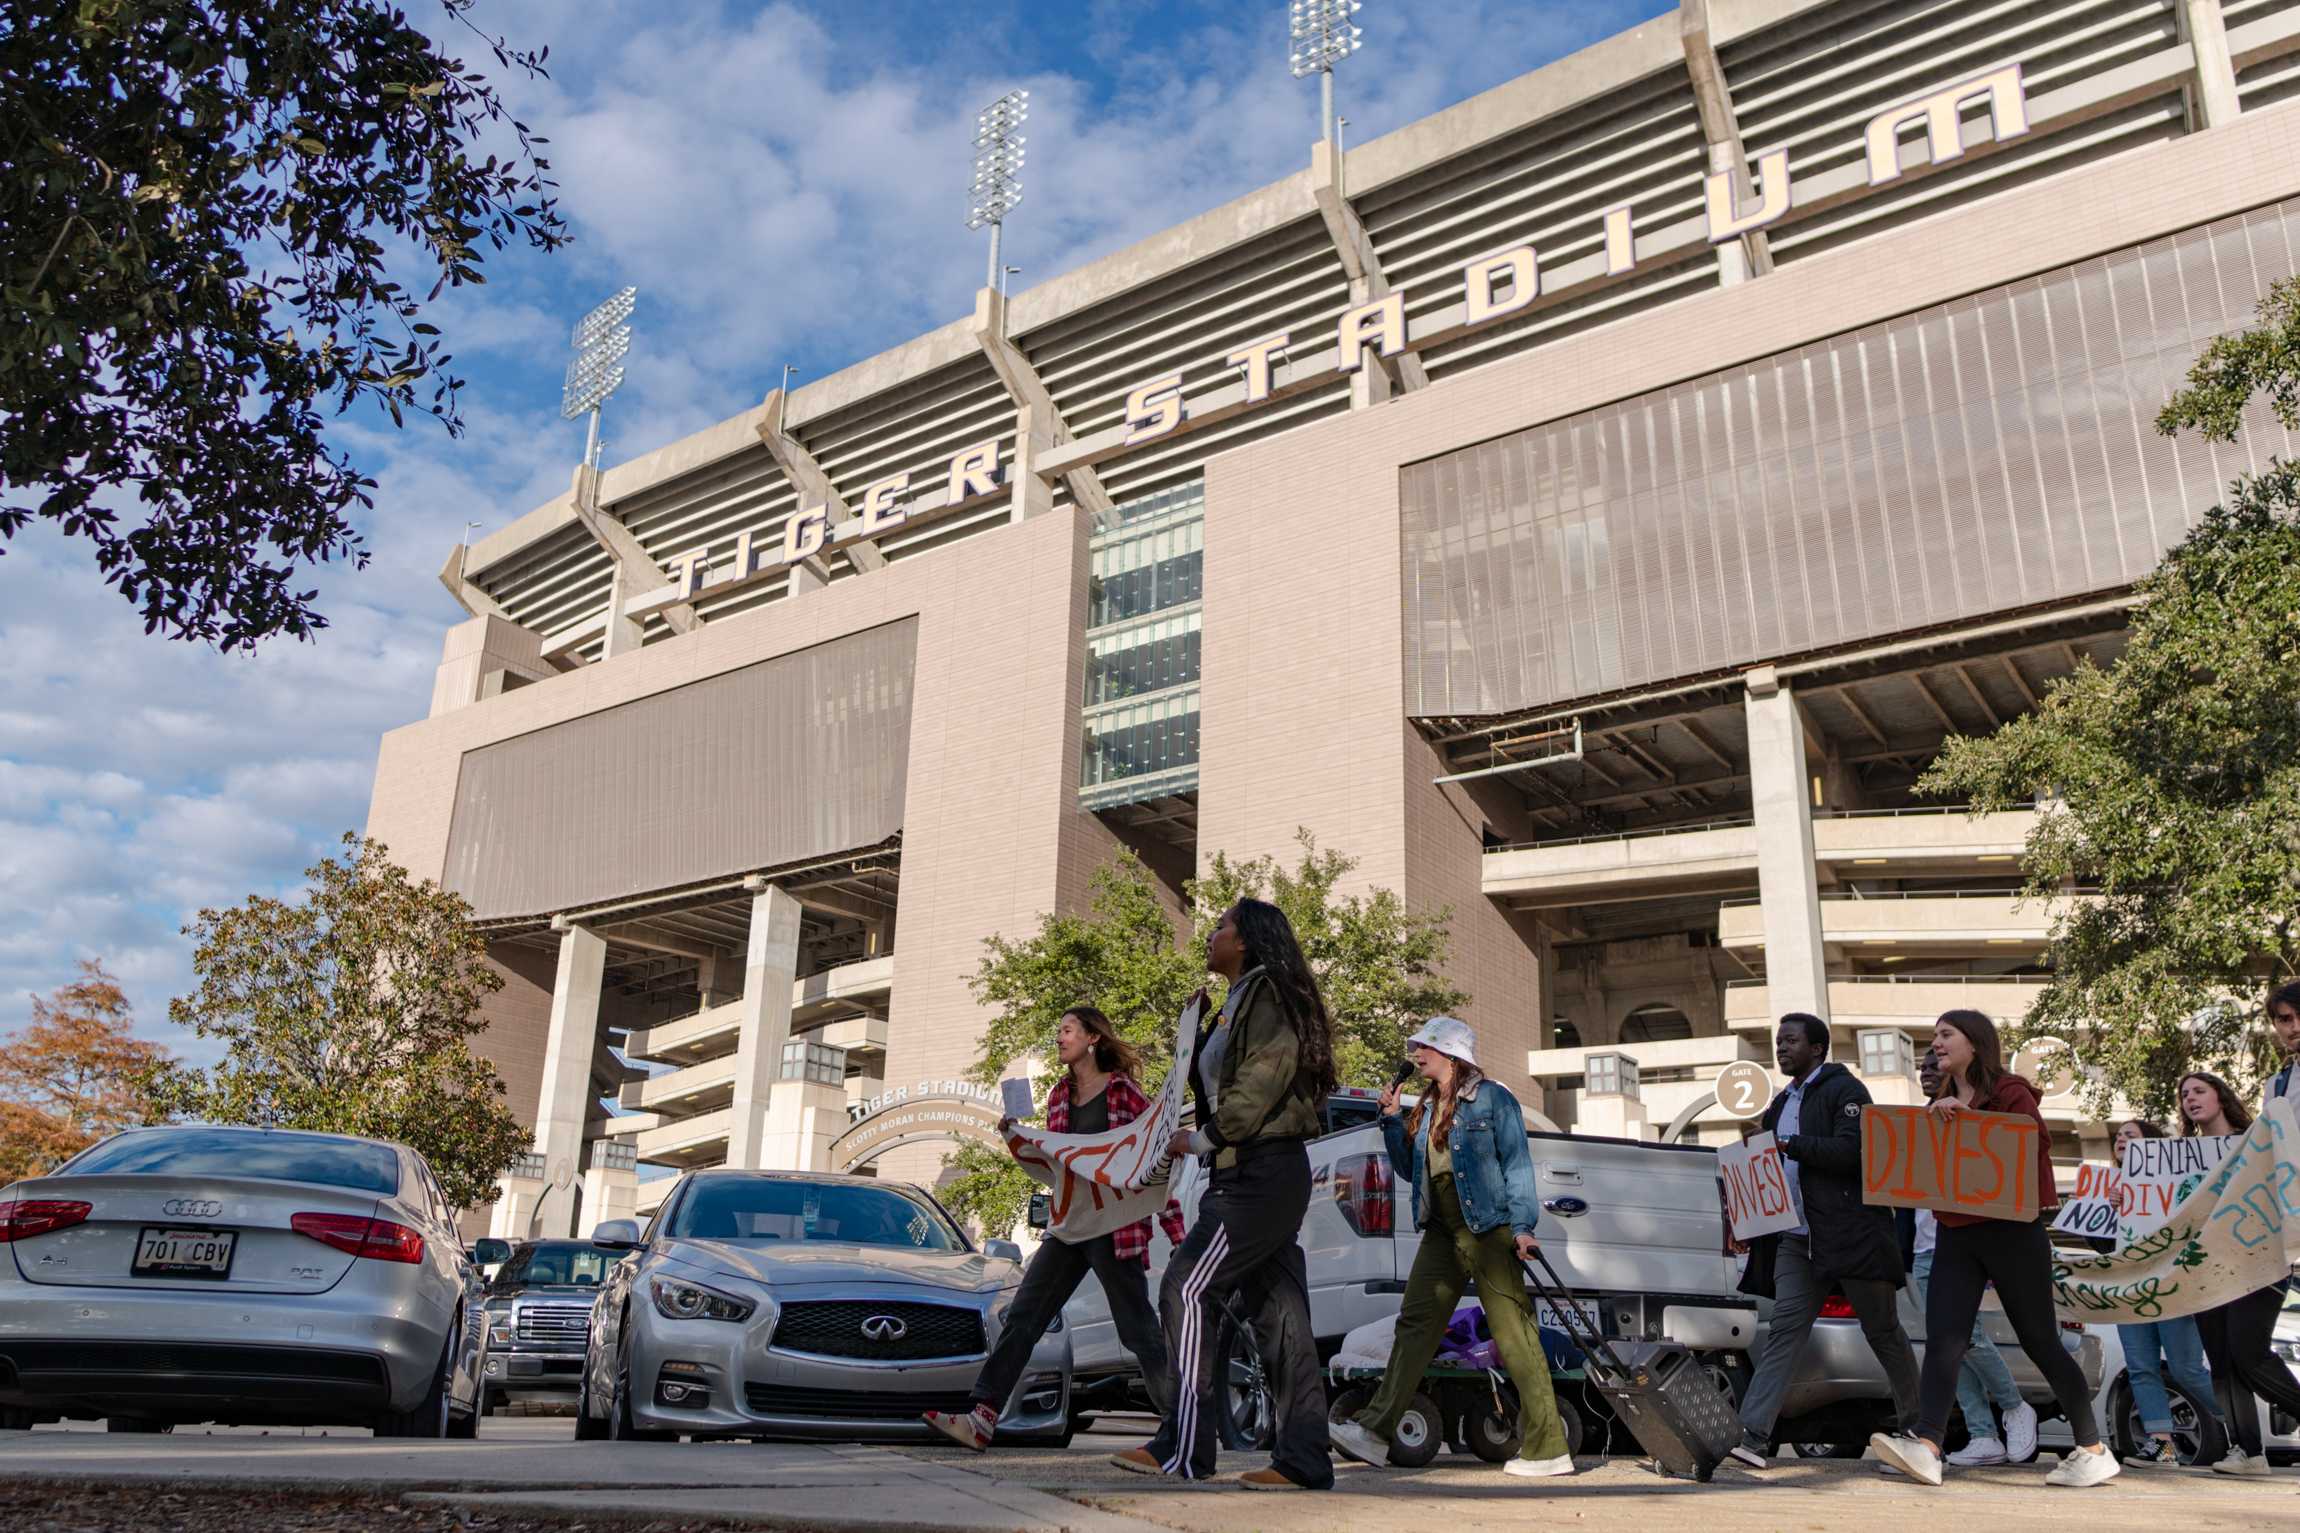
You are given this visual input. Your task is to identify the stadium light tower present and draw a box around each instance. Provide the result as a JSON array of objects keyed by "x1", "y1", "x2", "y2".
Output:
[
  {"x1": 1289, "y1": 0, "x2": 1363, "y2": 156},
  {"x1": 563, "y1": 285, "x2": 637, "y2": 469},
  {"x1": 966, "y1": 89, "x2": 1029, "y2": 292}
]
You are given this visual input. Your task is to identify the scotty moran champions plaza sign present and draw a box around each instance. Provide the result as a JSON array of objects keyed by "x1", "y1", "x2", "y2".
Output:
[{"x1": 647, "y1": 66, "x2": 2033, "y2": 609}]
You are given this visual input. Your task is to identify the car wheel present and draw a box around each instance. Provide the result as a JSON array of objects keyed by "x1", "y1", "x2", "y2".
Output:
[
  {"x1": 375, "y1": 1334, "x2": 454, "y2": 1438},
  {"x1": 105, "y1": 1418, "x2": 173, "y2": 1434},
  {"x1": 0, "y1": 1408, "x2": 36, "y2": 1432},
  {"x1": 1791, "y1": 1441, "x2": 1865, "y2": 1459},
  {"x1": 573, "y1": 1359, "x2": 608, "y2": 1442},
  {"x1": 609, "y1": 1336, "x2": 673, "y2": 1443},
  {"x1": 2107, "y1": 1375, "x2": 2217, "y2": 1465},
  {"x1": 1211, "y1": 1308, "x2": 1271, "y2": 1452},
  {"x1": 1466, "y1": 1382, "x2": 1522, "y2": 1464}
]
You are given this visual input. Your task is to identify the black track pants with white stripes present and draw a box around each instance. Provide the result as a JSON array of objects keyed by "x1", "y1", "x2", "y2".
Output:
[{"x1": 1145, "y1": 1142, "x2": 1332, "y2": 1487}]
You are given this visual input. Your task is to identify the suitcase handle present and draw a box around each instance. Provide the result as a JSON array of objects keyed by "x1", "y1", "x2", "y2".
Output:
[{"x1": 1522, "y1": 1250, "x2": 1634, "y2": 1382}]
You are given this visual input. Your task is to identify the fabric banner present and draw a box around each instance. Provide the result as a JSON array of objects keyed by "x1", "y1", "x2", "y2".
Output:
[
  {"x1": 2052, "y1": 1097, "x2": 2300, "y2": 1323},
  {"x1": 1003, "y1": 996, "x2": 1202, "y2": 1244},
  {"x1": 1718, "y1": 1131, "x2": 1801, "y2": 1241}
]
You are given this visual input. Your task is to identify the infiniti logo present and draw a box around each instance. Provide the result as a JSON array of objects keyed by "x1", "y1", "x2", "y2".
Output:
[
  {"x1": 161, "y1": 1199, "x2": 223, "y2": 1218},
  {"x1": 859, "y1": 1314, "x2": 908, "y2": 1342}
]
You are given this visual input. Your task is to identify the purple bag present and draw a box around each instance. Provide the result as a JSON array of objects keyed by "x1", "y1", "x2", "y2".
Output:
[{"x1": 1436, "y1": 1303, "x2": 1502, "y2": 1371}]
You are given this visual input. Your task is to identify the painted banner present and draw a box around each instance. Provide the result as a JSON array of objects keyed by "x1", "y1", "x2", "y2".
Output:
[
  {"x1": 1718, "y1": 1130, "x2": 1802, "y2": 1241},
  {"x1": 2116, "y1": 1133, "x2": 2240, "y2": 1247},
  {"x1": 1003, "y1": 995, "x2": 1202, "y2": 1244},
  {"x1": 1859, "y1": 1104, "x2": 2045, "y2": 1222},
  {"x1": 2051, "y1": 1161, "x2": 2122, "y2": 1241},
  {"x1": 2053, "y1": 1098, "x2": 2300, "y2": 1323}
]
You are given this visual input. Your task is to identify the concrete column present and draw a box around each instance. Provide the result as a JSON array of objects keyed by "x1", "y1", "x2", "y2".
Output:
[
  {"x1": 1745, "y1": 667, "x2": 1829, "y2": 1023},
  {"x1": 601, "y1": 563, "x2": 646, "y2": 659},
  {"x1": 763, "y1": 1078, "x2": 850, "y2": 1172},
  {"x1": 578, "y1": 1162, "x2": 640, "y2": 1235},
  {"x1": 2181, "y1": 0, "x2": 2242, "y2": 130},
  {"x1": 532, "y1": 924, "x2": 606, "y2": 1237},
  {"x1": 488, "y1": 1175, "x2": 544, "y2": 1240},
  {"x1": 726, "y1": 883, "x2": 804, "y2": 1169}
]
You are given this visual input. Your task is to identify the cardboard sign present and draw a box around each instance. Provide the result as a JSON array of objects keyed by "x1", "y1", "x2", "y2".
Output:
[
  {"x1": 1860, "y1": 1104, "x2": 2043, "y2": 1222},
  {"x1": 2115, "y1": 1133, "x2": 2239, "y2": 1247},
  {"x1": 1718, "y1": 1130, "x2": 1802, "y2": 1241},
  {"x1": 999, "y1": 1077, "x2": 1035, "y2": 1121},
  {"x1": 2051, "y1": 1161, "x2": 2122, "y2": 1240}
]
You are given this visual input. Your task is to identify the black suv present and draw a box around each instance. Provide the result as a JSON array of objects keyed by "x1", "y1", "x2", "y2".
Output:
[{"x1": 474, "y1": 1238, "x2": 623, "y2": 1411}]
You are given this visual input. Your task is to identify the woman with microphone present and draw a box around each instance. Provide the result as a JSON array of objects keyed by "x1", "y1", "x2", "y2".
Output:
[{"x1": 1328, "y1": 1017, "x2": 1573, "y2": 1480}]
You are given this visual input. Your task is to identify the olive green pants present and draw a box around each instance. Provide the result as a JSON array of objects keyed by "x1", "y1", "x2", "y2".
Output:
[{"x1": 1356, "y1": 1173, "x2": 1569, "y2": 1462}]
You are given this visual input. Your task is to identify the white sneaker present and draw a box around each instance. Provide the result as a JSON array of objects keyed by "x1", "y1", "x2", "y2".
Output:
[
  {"x1": 1946, "y1": 1436, "x2": 2009, "y2": 1467},
  {"x1": 1328, "y1": 1417, "x2": 1390, "y2": 1468},
  {"x1": 2045, "y1": 1447, "x2": 2122, "y2": 1488},
  {"x1": 1727, "y1": 1443, "x2": 1770, "y2": 1470},
  {"x1": 2210, "y1": 1451, "x2": 2272, "y2": 1478},
  {"x1": 1504, "y1": 1454, "x2": 1576, "y2": 1479},
  {"x1": 1869, "y1": 1433, "x2": 1943, "y2": 1487},
  {"x1": 2002, "y1": 1400, "x2": 2039, "y2": 1463}
]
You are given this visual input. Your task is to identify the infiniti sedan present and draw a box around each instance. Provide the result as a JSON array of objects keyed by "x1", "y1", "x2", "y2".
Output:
[
  {"x1": 0, "y1": 1124, "x2": 485, "y2": 1435},
  {"x1": 574, "y1": 1169, "x2": 1069, "y2": 1443}
]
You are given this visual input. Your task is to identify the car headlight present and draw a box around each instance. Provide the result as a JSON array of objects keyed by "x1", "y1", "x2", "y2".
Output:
[
  {"x1": 487, "y1": 1311, "x2": 516, "y2": 1345},
  {"x1": 651, "y1": 1277, "x2": 754, "y2": 1323}
]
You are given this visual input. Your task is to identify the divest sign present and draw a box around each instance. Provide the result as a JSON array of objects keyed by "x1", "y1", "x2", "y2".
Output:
[
  {"x1": 827, "y1": 1080, "x2": 1003, "y2": 1173},
  {"x1": 656, "y1": 66, "x2": 2031, "y2": 606}
]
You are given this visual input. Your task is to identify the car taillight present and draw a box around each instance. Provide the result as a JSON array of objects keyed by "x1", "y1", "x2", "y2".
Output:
[
  {"x1": 0, "y1": 1199, "x2": 93, "y2": 1242},
  {"x1": 1817, "y1": 1293, "x2": 1856, "y2": 1319},
  {"x1": 1335, "y1": 1152, "x2": 1393, "y2": 1237},
  {"x1": 292, "y1": 1212, "x2": 425, "y2": 1264}
]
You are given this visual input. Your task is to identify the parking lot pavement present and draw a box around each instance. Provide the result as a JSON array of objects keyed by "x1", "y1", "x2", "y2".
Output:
[{"x1": 7, "y1": 1420, "x2": 2294, "y2": 1531}]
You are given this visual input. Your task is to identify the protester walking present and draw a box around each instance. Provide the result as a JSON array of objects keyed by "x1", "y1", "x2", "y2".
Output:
[
  {"x1": 1901, "y1": 1046, "x2": 2036, "y2": 1467},
  {"x1": 2182, "y1": 1053, "x2": 2300, "y2": 1480},
  {"x1": 1328, "y1": 1017, "x2": 1574, "y2": 1482},
  {"x1": 1116, "y1": 899, "x2": 1335, "y2": 1491},
  {"x1": 2107, "y1": 1116, "x2": 2227, "y2": 1467},
  {"x1": 1871, "y1": 1010, "x2": 2118, "y2": 1488},
  {"x1": 1728, "y1": 1013, "x2": 1921, "y2": 1470},
  {"x1": 923, "y1": 1007, "x2": 1181, "y2": 1452}
]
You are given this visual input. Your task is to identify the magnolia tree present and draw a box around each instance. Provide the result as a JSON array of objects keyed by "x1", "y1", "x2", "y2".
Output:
[
  {"x1": 149, "y1": 834, "x2": 530, "y2": 1207},
  {"x1": 1921, "y1": 278, "x2": 2300, "y2": 1118},
  {"x1": 940, "y1": 833, "x2": 1467, "y2": 1237}
]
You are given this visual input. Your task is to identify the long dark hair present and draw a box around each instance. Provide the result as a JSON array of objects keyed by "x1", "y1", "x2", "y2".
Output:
[
  {"x1": 2177, "y1": 1071, "x2": 2253, "y2": 1136},
  {"x1": 1407, "y1": 1058, "x2": 1484, "y2": 1145},
  {"x1": 1936, "y1": 1009, "x2": 2015, "y2": 1101},
  {"x1": 1061, "y1": 1005, "x2": 1140, "y2": 1079},
  {"x1": 1229, "y1": 898, "x2": 1338, "y2": 1098}
]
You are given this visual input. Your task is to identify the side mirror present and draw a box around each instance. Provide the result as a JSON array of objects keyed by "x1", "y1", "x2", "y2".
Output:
[
  {"x1": 591, "y1": 1218, "x2": 642, "y2": 1250},
  {"x1": 984, "y1": 1238, "x2": 1024, "y2": 1262},
  {"x1": 1026, "y1": 1192, "x2": 1051, "y2": 1232},
  {"x1": 472, "y1": 1238, "x2": 512, "y2": 1267}
]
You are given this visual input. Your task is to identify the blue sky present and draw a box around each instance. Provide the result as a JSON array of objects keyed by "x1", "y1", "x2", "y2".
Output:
[{"x1": 0, "y1": 0, "x2": 1671, "y2": 1051}]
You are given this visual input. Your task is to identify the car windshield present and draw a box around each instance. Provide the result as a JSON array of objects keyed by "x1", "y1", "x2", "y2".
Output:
[
  {"x1": 664, "y1": 1178, "x2": 964, "y2": 1250},
  {"x1": 62, "y1": 1127, "x2": 400, "y2": 1194},
  {"x1": 500, "y1": 1242, "x2": 618, "y2": 1287}
]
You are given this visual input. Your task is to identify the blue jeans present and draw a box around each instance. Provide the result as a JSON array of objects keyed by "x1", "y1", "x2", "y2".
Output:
[
  {"x1": 1911, "y1": 1247, "x2": 2022, "y2": 1434},
  {"x1": 2119, "y1": 1316, "x2": 2216, "y2": 1436}
]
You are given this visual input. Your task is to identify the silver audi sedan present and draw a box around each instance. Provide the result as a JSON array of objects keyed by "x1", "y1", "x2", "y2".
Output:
[
  {"x1": 0, "y1": 1124, "x2": 485, "y2": 1435},
  {"x1": 575, "y1": 1168, "x2": 1070, "y2": 1443}
]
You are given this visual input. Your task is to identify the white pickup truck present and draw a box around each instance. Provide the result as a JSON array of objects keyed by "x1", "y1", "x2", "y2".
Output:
[{"x1": 1054, "y1": 1088, "x2": 1759, "y2": 1443}]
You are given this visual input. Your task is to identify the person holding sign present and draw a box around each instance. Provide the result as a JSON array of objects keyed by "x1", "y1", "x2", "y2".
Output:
[
  {"x1": 1870, "y1": 1010, "x2": 2117, "y2": 1489},
  {"x1": 922, "y1": 1007, "x2": 1180, "y2": 1453},
  {"x1": 2106, "y1": 1117, "x2": 2226, "y2": 1468},
  {"x1": 1328, "y1": 1017, "x2": 1574, "y2": 1481},
  {"x1": 1121, "y1": 899, "x2": 1335, "y2": 1491},
  {"x1": 1726, "y1": 1013, "x2": 1920, "y2": 1470},
  {"x1": 2182, "y1": 1067, "x2": 2300, "y2": 1480}
]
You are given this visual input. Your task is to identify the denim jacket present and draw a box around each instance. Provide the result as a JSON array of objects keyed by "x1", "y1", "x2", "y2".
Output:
[{"x1": 1379, "y1": 1078, "x2": 1542, "y2": 1239}]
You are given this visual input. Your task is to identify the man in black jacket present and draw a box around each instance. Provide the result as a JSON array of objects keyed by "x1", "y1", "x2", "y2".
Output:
[{"x1": 1728, "y1": 1012, "x2": 1919, "y2": 1469}]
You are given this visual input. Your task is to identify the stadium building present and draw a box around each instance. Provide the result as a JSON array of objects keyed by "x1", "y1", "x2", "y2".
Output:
[{"x1": 360, "y1": 0, "x2": 2300, "y2": 1236}]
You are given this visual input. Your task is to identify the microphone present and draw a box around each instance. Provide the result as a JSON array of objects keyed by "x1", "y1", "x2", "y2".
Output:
[{"x1": 1390, "y1": 1058, "x2": 1416, "y2": 1090}]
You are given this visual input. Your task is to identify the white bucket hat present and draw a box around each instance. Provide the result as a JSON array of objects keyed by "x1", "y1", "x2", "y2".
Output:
[{"x1": 1406, "y1": 1016, "x2": 1478, "y2": 1068}]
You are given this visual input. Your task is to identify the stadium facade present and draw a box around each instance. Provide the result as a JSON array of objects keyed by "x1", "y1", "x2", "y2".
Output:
[{"x1": 360, "y1": 0, "x2": 2300, "y2": 1235}]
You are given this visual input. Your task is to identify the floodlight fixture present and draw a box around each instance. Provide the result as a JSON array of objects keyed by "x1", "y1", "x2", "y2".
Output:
[
  {"x1": 563, "y1": 286, "x2": 638, "y2": 468},
  {"x1": 966, "y1": 89, "x2": 1029, "y2": 289},
  {"x1": 1288, "y1": 0, "x2": 1363, "y2": 153}
]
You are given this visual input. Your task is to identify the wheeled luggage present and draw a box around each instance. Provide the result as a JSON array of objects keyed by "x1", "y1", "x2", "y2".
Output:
[{"x1": 1523, "y1": 1249, "x2": 1738, "y2": 1482}]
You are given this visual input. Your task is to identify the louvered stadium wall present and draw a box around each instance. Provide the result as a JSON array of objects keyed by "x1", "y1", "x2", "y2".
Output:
[{"x1": 463, "y1": 0, "x2": 2300, "y2": 666}]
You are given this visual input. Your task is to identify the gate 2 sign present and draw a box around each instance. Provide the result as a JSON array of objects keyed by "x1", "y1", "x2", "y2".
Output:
[
  {"x1": 827, "y1": 1092, "x2": 1004, "y2": 1173},
  {"x1": 1713, "y1": 1061, "x2": 1774, "y2": 1122}
]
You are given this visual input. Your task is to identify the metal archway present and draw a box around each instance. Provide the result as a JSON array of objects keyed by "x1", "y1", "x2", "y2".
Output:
[{"x1": 1661, "y1": 1090, "x2": 1718, "y2": 1144}]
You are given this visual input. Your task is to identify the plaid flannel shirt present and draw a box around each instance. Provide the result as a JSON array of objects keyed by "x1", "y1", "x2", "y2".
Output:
[{"x1": 1045, "y1": 1072, "x2": 1187, "y2": 1267}]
